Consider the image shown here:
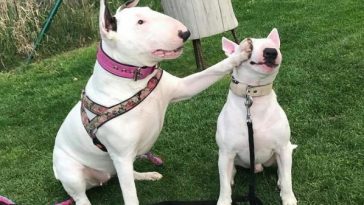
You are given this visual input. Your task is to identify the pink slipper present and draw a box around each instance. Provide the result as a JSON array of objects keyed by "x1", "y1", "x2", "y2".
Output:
[
  {"x1": 140, "y1": 152, "x2": 164, "y2": 166},
  {"x1": 54, "y1": 198, "x2": 74, "y2": 205},
  {"x1": 0, "y1": 196, "x2": 15, "y2": 205}
]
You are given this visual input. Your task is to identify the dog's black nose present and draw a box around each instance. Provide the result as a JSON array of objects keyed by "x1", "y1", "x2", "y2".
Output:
[
  {"x1": 263, "y1": 48, "x2": 278, "y2": 60},
  {"x1": 178, "y1": 30, "x2": 191, "y2": 42}
]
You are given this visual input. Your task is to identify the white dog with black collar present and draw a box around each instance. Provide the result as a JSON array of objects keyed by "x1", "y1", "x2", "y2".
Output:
[{"x1": 216, "y1": 29, "x2": 297, "y2": 205}]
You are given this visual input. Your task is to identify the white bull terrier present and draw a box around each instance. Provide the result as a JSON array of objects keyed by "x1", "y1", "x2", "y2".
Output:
[
  {"x1": 52, "y1": 0, "x2": 252, "y2": 204},
  {"x1": 216, "y1": 29, "x2": 297, "y2": 205}
]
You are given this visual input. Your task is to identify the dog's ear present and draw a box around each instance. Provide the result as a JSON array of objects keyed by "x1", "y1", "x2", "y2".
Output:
[
  {"x1": 117, "y1": 0, "x2": 140, "y2": 12},
  {"x1": 124, "y1": 0, "x2": 140, "y2": 8},
  {"x1": 222, "y1": 37, "x2": 238, "y2": 56},
  {"x1": 267, "y1": 28, "x2": 280, "y2": 48},
  {"x1": 100, "y1": 0, "x2": 117, "y2": 39}
]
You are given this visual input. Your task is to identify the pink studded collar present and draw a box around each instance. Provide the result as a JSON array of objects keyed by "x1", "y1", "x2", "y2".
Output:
[{"x1": 97, "y1": 44, "x2": 157, "y2": 81}]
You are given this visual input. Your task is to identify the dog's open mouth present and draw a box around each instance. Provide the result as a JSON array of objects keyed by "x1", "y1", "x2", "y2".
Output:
[
  {"x1": 152, "y1": 46, "x2": 184, "y2": 58},
  {"x1": 250, "y1": 61, "x2": 279, "y2": 69}
]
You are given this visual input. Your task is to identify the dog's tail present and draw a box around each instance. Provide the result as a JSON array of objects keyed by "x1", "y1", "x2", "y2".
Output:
[{"x1": 291, "y1": 143, "x2": 298, "y2": 150}]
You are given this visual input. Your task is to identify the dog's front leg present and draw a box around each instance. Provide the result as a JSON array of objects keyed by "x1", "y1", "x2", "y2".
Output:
[
  {"x1": 113, "y1": 157, "x2": 139, "y2": 205},
  {"x1": 171, "y1": 39, "x2": 252, "y2": 102},
  {"x1": 217, "y1": 150, "x2": 236, "y2": 205},
  {"x1": 277, "y1": 143, "x2": 297, "y2": 205}
]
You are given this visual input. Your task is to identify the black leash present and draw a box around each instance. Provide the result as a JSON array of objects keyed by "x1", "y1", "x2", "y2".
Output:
[
  {"x1": 153, "y1": 94, "x2": 263, "y2": 205},
  {"x1": 244, "y1": 95, "x2": 263, "y2": 205}
]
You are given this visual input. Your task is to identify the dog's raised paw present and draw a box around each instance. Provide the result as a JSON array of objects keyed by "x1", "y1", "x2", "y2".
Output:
[
  {"x1": 226, "y1": 37, "x2": 253, "y2": 68},
  {"x1": 240, "y1": 38, "x2": 253, "y2": 59}
]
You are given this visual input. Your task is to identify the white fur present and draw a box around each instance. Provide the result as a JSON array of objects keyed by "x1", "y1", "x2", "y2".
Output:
[
  {"x1": 216, "y1": 29, "x2": 297, "y2": 205},
  {"x1": 53, "y1": 1, "x2": 252, "y2": 204}
]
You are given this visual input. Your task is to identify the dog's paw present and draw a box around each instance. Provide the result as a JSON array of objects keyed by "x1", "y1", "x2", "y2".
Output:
[
  {"x1": 255, "y1": 164, "x2": 264, "y2": 173},
  {"x1": 230, "y1": 167, "x2": 237, "y2": 186},
  {"x1": 281, "y1": 193, "x2": 297, "y2": 205},
  {"x1": 240, "y1": 38, "x2": 253, "y2": 59},
  {"x1": 148, "y1": 172, "x2": 163, "y2": 181},
  {"x1": 228, "y1": 38, "x2": 253, "y2": 67},
  {"x1": 217, "y1": 198, "x2": 232, "y2": 205},
  {"x1": 135, "y1": 171, "x2": 163, "y2": 181}
]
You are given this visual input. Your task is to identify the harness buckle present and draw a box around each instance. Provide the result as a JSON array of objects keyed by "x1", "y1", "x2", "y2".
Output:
[{"x1": 92, "y1": 127, "x2": 98, "y2": 135}]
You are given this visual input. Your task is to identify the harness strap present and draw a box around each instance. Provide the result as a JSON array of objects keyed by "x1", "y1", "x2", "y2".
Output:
[{"x1": 81, "y1": 69, "x2": 163, "y2": 152}]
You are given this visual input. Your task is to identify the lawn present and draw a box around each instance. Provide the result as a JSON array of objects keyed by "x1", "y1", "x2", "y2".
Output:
[{"x1": 0, "y1": 0, "x2": 363, "y2": 204}]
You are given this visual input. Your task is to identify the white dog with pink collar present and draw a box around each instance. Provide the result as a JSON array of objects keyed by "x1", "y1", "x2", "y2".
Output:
[{"x1": 52, "y1": 0, "x2": 252, "y2": 204}]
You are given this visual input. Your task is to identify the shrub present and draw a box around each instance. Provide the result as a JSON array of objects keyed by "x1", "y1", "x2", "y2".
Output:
[
  {"x1": 0, "y1": 0, "x2": 97, "y2": 70},
  {"x1": 0, "y1": 0, "x2": 159, "y2": 71}
]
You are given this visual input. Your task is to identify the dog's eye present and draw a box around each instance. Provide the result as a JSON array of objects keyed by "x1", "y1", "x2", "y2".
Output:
[{"x1": 137, "y1": 20, "x2": 144, "y2": 25}]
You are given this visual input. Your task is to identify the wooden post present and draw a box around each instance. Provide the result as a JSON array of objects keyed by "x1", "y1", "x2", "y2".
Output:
[
  {"x1": 192, "y1": 39, "x2": 205, "y2": 70},
  {"x1": 231, "y1": 28, "x2": 239, "y2": 44},
  {"x1": 161, "y1": 0, "x2": 238, "y2": 70}
]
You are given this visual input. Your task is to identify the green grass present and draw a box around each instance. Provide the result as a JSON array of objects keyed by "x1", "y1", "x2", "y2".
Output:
[{"x1": 0, "y1": 0, "x2": 363, "y2": 204}]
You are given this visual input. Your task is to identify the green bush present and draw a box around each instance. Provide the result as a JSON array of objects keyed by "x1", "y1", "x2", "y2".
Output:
[{"x1": 0, "y1": 0, "x2": 158, "y2": 71}]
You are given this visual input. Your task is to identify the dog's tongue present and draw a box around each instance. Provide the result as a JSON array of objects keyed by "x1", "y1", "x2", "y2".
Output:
[
  {"x1": 153, "y1": 49, "x2": 180, "y2": 58},
  {"x1": 153, "y1": 50, "x2": 166, "y2": 57}
]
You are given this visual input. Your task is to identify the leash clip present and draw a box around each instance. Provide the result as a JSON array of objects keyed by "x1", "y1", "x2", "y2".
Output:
[{"x1": 245, "y1": 91, "x2": 253, "y2": 123}]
